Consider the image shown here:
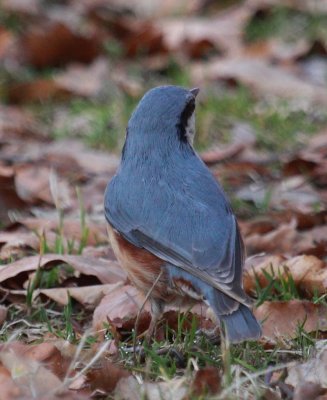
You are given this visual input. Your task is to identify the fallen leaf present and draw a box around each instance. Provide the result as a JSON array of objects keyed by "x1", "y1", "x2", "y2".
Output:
[
  {"x1": 242, "y1": 37, "x2": 311, "y2": 63},
  {"x1": 0, "y1": 347, "x2": 62, "y2": 397},
  {"x1": 254, "y1": 300, "x2": 327, "y2": 341},
  {"x1": 0, "y1": 165, "x2": 27, "y2": 225},
  {"x1": 244, "y1": 254, "x2": 327, "y2": 297},
  {"x1": 0, "y1": 364, "x2": 21, "y2": 400},
  {"x1": 157, "y1": 6, "x2": 252, "y2": 57},
  {"x1": 245, "y1": 219, "x2": 298, "y2": 255},
  {"x1": 201, "y1": 122, "x2": 256, "y2": 164},
  {"x1": 83, "y1": 0, "x2": 203, "y2": 18},
  {"x1": 237, "y1": 176, "x2": 322, "y2": 213},
  {"x1": 92, "y1": 285, "x2": 151, "y2": 333},
  {"x1": 0, "y1": 254, "x2": 126, "y2": 285},
  {"x1": 115, "y1": 376, "x2": 188, "y2": 400},
  {"x1": 191, "y1": 58, "x2": 327, "y2": 105},
  {"x1": 20, "y1": 216, "x2": 107, "y2": 246},
  {"x1": 213, "y1": 161, "x2": 272, "y2": 189},
  {"x1": 191, "y1": 366, "x2": 221, "y2": 396},
  {"x1": 7, "y1": 79, "x2": 71, "y2": 104},
  {"x1": 54, "y1": 58, "x2": 112, "y2": 98},
  {"x1": 293, "y1": 383, "x2": 327, "y2": 400},
  {"x1": 15, "y1": 165, "x2": 73, "y2": 208},
  {"x1": 30, "y1": 282, "x2": 123, "y2": 307},
  {"x1": 22, "y1": 21, "x2": 101, "y2": 68},
  {"x1": 87, "y1": 359, "x2": 130, "y2": 393},
  {"x1": 8, "y1": 58, "x2": 123, "y2": 103},
  {"x1": 0, "y1": 105, "x2": 46, "y2": 142},
  {"x1": 286, "y1": 345, "x2": 327, "y2": 389},
  {"x1": 1, "y1": 0, "x2": 40, "y2": 16},
  {"x1": 0, "y1": 27, "x2": 15, "y2": 60},
  {"x1": 44, "y1": 139, "x2": 120, "y2": 176},
  {"x1": 0, "y1": 305, "x2": 7, "y2": 326},
  {"x1": 0, "y1": 229, "x2": 40, "y2": 260},
  {"x1": 0, "y1": 341, "x2": 88, "y2": 399}
]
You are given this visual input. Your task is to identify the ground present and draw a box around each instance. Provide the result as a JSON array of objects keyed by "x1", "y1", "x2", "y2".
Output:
[{"x1": 0, "y1": 1, "x2": 327, "y2": 399}]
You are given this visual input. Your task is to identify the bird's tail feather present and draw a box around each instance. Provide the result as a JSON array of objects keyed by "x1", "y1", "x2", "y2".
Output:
[
  {"x1": 208, "y1": 290, "x2": 261, "y2": 343},
  {"x1": 220, "y1": 303, "x2": 261, "y2": 343}
]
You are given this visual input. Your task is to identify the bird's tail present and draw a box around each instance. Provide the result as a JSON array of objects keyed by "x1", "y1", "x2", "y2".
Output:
[
  {"x1": 208, "y1": 289, "x2": 261, "y2": 343},
  {"x1": 220, "y1": 303, "x2": 261, "y2": 343}
]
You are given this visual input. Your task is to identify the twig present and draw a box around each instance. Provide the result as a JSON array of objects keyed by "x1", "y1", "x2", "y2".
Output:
[{"x1": 133, "y1": 269, "x2": 163, "y2": 361}]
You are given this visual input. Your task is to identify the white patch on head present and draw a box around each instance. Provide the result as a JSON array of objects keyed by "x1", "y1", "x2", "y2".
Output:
[{"x1": 185, "y1": 111, "x2": 196, "y2": 145}]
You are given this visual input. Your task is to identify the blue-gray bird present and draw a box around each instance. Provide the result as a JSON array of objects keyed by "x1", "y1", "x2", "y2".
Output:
[{"x1": 104, "y1": 85, "x2": 261, "y2": 343}]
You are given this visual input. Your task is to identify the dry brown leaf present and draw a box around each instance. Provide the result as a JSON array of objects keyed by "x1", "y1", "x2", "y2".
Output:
[
  {"x1": 0, "y1": 341, "x2": 88, "y2": 399},
  {"x1": 242, "y1": 210, "x2": 327, "y2": 235},
  {"x1": 0, "y1": 254, "x2": 126, "y2": 285},
  {"x1": 242, "y1": 37, "x2": 311, "y2": 62},
  {"x1": 20, "y1": 216, "x2": 107, "y2": 246},
  {"x1": 0, "y1": 364, "x2": 21, "y2": 400},
  {"x1": 22, "y1": 21, "x2": 101, "y2": 68},
  {"x1": 237, "y1": 176, "x2": 322, "y2": 213},
  {"x1": 0, "y1": 27, "x2": 15, "y2": 60},
  {"x1": 1, "y1": 0, "x2": 40, "y2": 16},
  {"x1": 7, "y1": 79, "x2": 72, "y2": 104},
  {"x1": 191, "y1": 58, "x2": 327, "y2": 105},
  {"x1": 0, "y1": 229, "x2": 40, "y2": 260},
  {"x1": 0, "y1": 165, "x2": 27, "y2": 225},
  {"x1": 201, "y1": 122, "x2": 256, "y2": 164},
  {"x1": 191, "y1": 366, "x2": 221, "y2": 396},
  {"x1": 31, "y1": 282, "x2": 123, "y2": 307},
  {"x1": 286, "y1": 345, "x2": 327, "y2": 389},
  {"x1": 244, "y1": 254, "x2": 327, "y2": 296},
  {"x1": 115, "y1": 376, "x2": 188, "y2": 400},
  {"x1": 254, "y1": 300, "x2": 327, "y2": 341},
  {"x1": 0, "y1": 105, "x2": 46, "y2": 142},
  {"x1": 16, "y1": 47, "x2": 111, "y2": 103},
  {"x1": 0, "y1": 305, "x2": 7, "y2": 326},
  {"x1": 293, "y1": 383, "x2": 327, "y2": 400},
  {"x1": 81, "y1": 0, "x2": 203, "y2": 18},
  {"x1": 307, "y1": 129, "x2": 327, "y2": 152},
  {"x1": 54, "y1": 58, "x2": 111, "y2": 98},
  {"x1": 157, "y1": 6, "x2": 252, "y2": 57},
  {"x1": 92, "y1": 285, "x2": 151, "y2": 333},
  {"x1": 122, "y1": 20, "x2": 166, "y2": 58},
  {"x1": 15, "y1": 165, "x2": 73, "y2": 208},
  {"x1": 245, "y1": 219, "x2": 298, "y2": 255},
  {"x1": 87, "y1": 359, "x2": 130, "y2": 393},
  {"x1": 44, "y1": 139, "x2": 120, "y2": 176},
  {"x1": 213, "y1": 161, "x2": 272, "y2": 189},
  {"x1": 0, "y1": 348, "x2": 62, "y2": 397}
]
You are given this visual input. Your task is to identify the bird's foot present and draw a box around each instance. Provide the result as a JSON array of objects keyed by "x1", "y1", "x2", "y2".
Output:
[{"x1": 196, "y1": 327, "x2": 221, "y2": 344}]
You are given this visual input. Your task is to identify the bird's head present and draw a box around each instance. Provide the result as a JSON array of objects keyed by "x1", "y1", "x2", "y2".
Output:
[{"x1": 126, "y1": 86, "x2": 199, "y2": 148}]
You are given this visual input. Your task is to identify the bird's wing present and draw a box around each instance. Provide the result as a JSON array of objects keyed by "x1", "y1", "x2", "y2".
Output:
[{"x1": 105, "y1": 157, "x2": 248, "y2": 305}]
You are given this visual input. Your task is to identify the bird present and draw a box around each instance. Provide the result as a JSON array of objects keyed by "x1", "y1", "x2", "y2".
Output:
[{"x1": 104, "y1": 85, "x2": 261, "y2": 343}]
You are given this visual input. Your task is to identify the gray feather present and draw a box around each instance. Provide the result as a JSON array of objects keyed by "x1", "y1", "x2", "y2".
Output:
[{"x1": 105, "y1": 85, "x2": 253, "y2": 317}]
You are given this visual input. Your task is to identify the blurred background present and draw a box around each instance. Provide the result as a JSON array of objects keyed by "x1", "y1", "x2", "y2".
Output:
[{"x1": 0, "y1": 0, "x2": 326, "y2": 256}]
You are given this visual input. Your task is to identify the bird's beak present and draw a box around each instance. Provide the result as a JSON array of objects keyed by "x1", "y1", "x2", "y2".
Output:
[{"x1": 190, "y1": 87, "x2": 200, "y2": 98}]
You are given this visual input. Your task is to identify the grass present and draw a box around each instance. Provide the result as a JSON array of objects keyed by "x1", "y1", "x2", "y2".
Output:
[
  {"x1": 254, "y1": 266, "x2": 300, "y2": 306},
  {"x1": 1, "y1": 5, "x2": 327, "y2": 398},
  {"x1": 245, "y1": 6, "x2": 327, "y2": 43},
  {"x1": 195, "y1": 86, "x2": 327, "y2": 152},
  {"x1": 0, "y1": 265, "x2": 322, "y2": 399},
  {"x1": 28, "y1": 83, "x2": 326, "y2": 155}
]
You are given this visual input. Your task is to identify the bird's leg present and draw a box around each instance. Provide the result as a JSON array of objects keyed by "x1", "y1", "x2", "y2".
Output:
[
  {"x1": 196, "y1": 310, "x2": 221, "y2": 344},
  {"x1": 145, "y1": 298, "x2": 165, "y2": 343},
  {"x1": 196, "y1": 326, "x2": 221, "y2": 344}
]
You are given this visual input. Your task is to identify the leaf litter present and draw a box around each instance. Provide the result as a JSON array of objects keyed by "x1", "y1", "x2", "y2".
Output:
[{"x1": 0, "y1": 0, "x2": 327, "y2": 398}]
